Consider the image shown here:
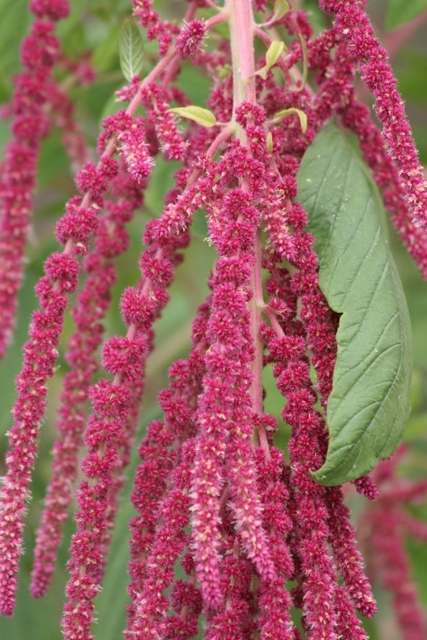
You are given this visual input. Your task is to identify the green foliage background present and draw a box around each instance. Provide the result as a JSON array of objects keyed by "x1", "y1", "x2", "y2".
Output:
[{"x1": 0, "y1": 0, "x2": 426, "y2": 638}]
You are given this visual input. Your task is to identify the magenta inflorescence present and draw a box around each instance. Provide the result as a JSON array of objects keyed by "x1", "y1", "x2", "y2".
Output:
[
  {"x1": 361, "y1": 446, "x2": 427, "y2": 640},
  {"x1": 0, "y1": 1, "x2": 68, "y2": 362},
  {"x1": 0, "y1": 0, "x2": 426, "y2": 638}
]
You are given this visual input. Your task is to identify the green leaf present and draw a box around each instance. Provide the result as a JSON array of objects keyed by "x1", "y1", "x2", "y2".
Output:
[
  {"x1": 257, "y1": 40, "x2": 286, "y2": 79},
  {"x1": 386, "y1": 0, "x2": 427, "y2": 30},
  {"x1": 266, "y1": 40, "x2": 286, "y2": 66},
  {"x1": 273, "y1": 107, "x2": 307, "y2": 133},
  {"x1": 296, "y1": 124, "x2": 413, "y2": 485},
  {"x1": 119, "y1": 18, "x2": 144, "y2": 82},
  {"x1": 294, "y1": 34, "x2": 308, "y2": 92},
  {"x1": 273, "y1": 0, "x2": 291, "y2": 21},
  {"x1": 169, "y1": 106, "x2": 217, "y2": 127}
]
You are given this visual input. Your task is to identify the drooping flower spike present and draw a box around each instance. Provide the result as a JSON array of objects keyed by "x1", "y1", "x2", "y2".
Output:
[
  {"x1": 30, "y1": 162, "x2": 144, "y2": 598},
  {"x1": 361, "y1": 446, "x2": 427, "y2": 640},
  {"x1": 0, "y1": 0, "x2": 70, "y2": 362},
  {"x1": 320, "y1": 0, "x2": 427, "y2": 230},
  {"x1": 0, "y1": 0, "x2": 202, "y2": 615}
]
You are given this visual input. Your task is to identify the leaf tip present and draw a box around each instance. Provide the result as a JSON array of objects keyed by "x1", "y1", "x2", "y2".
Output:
[{"x1": 169, "y1": 105, "x2": 217, "y2": 128}]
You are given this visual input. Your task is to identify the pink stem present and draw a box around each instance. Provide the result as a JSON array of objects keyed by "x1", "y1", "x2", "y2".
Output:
[{"x1": 228, "y1": 0, "x2": 269, "y2": 455}]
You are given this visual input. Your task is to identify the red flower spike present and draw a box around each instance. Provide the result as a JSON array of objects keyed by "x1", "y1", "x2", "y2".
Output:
[
  {"x1": 1, "y1": 0, "x2": 170, "y2": 614},
  {"x1": 141, "y1": 84, "x2": 186, "y2": 160},
  {"x1": 319, "y1": 0, "x2": 427, "y2": 229},
  {"x1": 353, "y1": 475, "x2": 379, "y2": 502},
  {"x1": 0, "y1": 5, "x2": 69, "y2": 361},
  {"x1": 29, "y1": 0, "x2": 70, "y2": 20},
  {"x1": 334, "y1": 586, "x2": 369, "y2": 640},
  {"x1": 117, "y1": 116, "x2": 154, "y2": 182},
  {"x1": 127, "y1": 302, "x2": 210, "y2": 626},
  {"x1": 0, "y1": 286, "x2": 68, "y2": 615},
  {"x1": 63, "y1": 220, "x2": 185, "y2": 632},
  {"x1": 176, "y1": 19, "x2": 207, "y2": 57},
  {"x1": 31, "y1": 169, "x2": 142, "y2": 598},
  {"x1": 128, "y1": 441, "x2": 195, "y2": 637},
  {"x1": 360, "y1": 448, "x2": 427, "y2": 640},
  {"x1": 340, "y1": 93, "x2": 427, "y2": 280},
  {"x1": 254, "y1": 448, "x2": 294, "y2": 638},
  {"x1": 325, "y1": 486, "x2": 376, "y2": 617}
]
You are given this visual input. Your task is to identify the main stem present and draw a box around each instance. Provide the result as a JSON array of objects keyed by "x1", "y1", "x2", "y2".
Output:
[
  {"x1": 229, "y1": 0, "x2": 256, "y2": 106},
  {"x1": 228, "y1": 0, "x2": 269, "y2": 455}
]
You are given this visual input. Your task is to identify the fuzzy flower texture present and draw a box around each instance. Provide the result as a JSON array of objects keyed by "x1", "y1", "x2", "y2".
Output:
[{"x1": 0, "y1": 0, "x2": 426, "y2": 639}]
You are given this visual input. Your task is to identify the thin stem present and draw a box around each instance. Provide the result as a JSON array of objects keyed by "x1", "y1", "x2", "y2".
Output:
[
  {"x1": 229, "y1": 0, "x2": 256, "y2": 108},
  {"x1": 228, "y1": 0, "x2": 269, "y2": 455},
  {"x1": 204, "y1": 0, "x2": 223, "y2": 11},
  {"x1": 205, "y1": 11, "x2": 230, "y2": 29}
]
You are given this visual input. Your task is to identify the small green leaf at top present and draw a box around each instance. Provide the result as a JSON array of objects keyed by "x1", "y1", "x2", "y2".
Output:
[
  {"x1": 257, "y1": 41, "x2": 286, "y2": 80},
  {"x1": 386, "y1": 0, "x2": 427, "y2": 30},
  {"x1": 296, "y1": 124, "x2": 413, "y2": 486},
  {"x1": 169, "y1": 106, "x2": 217, "y2": 128},
  {"x1": 273, "y1": 107, "x2": 307, "y2": 133},
  {"x1": 119, "y1": 18, "x2": 144, "y2": 82},
  {"x1": 273, "y1": 0, "x2": 291, "y2": 21}
]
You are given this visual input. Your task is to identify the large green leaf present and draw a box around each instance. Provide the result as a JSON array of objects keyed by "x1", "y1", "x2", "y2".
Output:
[
  {"x1": 386, "y1": 0, "x2": 427, "y2": 30},
  {"x1": 296, "y1": 125, "x2": 412, "y2": 485}
]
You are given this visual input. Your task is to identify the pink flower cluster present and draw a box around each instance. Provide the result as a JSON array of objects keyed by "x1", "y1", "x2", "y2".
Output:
[
  {"x1": 361, "y1": 446, "x2": 427, "y2": 640},
  {"x1": 0, "y1": 1, "x2": 69, "y2": 362},
  {"x1": 0, "y1": 0, "x2": 426, "y2": 639},
  {"x1": 320, "y1": 0, "x2": 427, "y2": 230}
]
